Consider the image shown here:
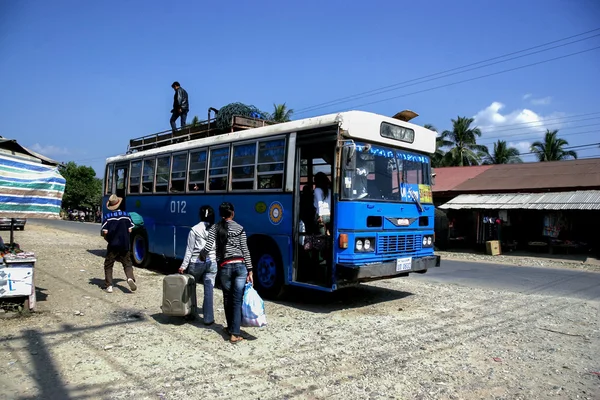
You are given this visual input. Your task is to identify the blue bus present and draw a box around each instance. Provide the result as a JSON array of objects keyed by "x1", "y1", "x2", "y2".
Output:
[{"x1": 103, "y1": 110, "x2": 440, "y2": 298}]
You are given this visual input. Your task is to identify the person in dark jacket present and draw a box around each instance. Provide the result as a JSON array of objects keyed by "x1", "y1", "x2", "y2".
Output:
[
  {"x1": 201, "y1": 202, "x2": 253, "y2": 343},
  {"x1": 101, "y1": 194, "x2": 137, "y2": 293},
  {"x1": 170, "y1": 81, "x2": 189, "y2": 133}
]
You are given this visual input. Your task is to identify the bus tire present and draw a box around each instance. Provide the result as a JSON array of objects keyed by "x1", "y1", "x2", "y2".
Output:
[
  {"x1": 131, "y1": 230, "x2": 151, "y2": 268},
  {"x1": 249, "y1": 237, "x2": 285, "y2": 300}
]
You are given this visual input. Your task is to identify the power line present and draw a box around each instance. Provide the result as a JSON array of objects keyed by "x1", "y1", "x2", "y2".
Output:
[
  {"x1": 473, "y1": 112, "x2": 600, "y2": 132},
  {"x1": 479, "y1": 125, "x2": 600, "y2": 145},
  {"x1": 478, "y1": 114, "x2": 600, "y2": 134},
  {"x1": 328, "y1": 46, "x2": 600, "y2": 113},
  {"x1": 519, "y1": 142, "x2": 600, "y2": 156},
  {"x1": 297, "y1": 33, "x2": 600, "y2": 115},
  {"x1": 294, "y1": 28, "x2": 600, "y2": 115}
]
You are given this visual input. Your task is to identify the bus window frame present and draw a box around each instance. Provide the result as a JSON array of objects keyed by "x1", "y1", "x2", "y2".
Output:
[
  {"x1": 128, "y1": 159, "x2": 142, "y2": 194},
  {"x1": 170, "y1": 151, "x2": 188, "y2": 193},
  {"x1": 105, "y1": 163, "x2": 114, "y2": 195},
  {"x1": 141, "y1": 157, "x2": 155, "y2": 194},
  {"x1": 231, "y1": 140, "x2": 258, "y2": 192},
  {"x1": 155, "y1": 155, "x2": 171, "y2": 193},
  {"x1": 256, "y1": 135, "x2": 287, "y2": 192},
  {"x1": 187, "y1": 148, "x2": 208, "y2": 193},
  {"x1": 208, "y1": 145, "x2": 230, "y2": 192}
]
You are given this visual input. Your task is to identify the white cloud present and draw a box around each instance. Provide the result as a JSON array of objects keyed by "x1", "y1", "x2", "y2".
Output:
[
  {"x1": 473, "y1": 101, "x2": 565, "y2": 135},
  {"x1": 29, "y1": 143, "x2": 70, "y2": 157},
  {"x1": 522, "y1": 93, "x2": 532, "y2": 100},
  {"x1": 508, "y1": 141, "x2": 532, "y2": 153},
  {"x1": 530, "y1": 96, "x2": 552, "y2": 106}
]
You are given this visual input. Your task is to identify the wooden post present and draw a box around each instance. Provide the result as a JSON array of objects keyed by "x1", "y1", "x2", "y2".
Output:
[{"x1": 9, "y1": 218, "x2": 14, "y2": 246}]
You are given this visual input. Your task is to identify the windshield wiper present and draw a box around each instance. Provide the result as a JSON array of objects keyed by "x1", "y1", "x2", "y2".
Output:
[{"x1": 408, "y1": 187, "x2": 424, "y2": 213}]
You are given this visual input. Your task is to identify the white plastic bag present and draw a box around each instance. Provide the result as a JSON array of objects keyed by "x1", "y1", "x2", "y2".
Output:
[{"x1": 241, "y1": 283, "x2": 267, "y2": 327}]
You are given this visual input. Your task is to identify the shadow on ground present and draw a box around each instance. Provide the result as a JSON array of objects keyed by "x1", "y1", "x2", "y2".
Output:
[
  {"x1": 149, "y1": 313, "x2": 258, "y2": 341},
  {"x1": 275, "y1": 284, "x2": 413, "y2": 314}
]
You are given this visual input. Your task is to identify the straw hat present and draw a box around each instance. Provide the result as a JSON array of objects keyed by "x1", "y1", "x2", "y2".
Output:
[{"x1": 106, "y1": 194, "x2": 123, "y2": 211}]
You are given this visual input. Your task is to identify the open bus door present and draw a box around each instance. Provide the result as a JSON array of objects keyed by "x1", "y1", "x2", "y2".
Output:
[
  {"x1": 293, "y1": 133, "x2": 336, "y2": 289},
  {"x1": 114, "y1": 162, "x2": 129, "y2": 210}
]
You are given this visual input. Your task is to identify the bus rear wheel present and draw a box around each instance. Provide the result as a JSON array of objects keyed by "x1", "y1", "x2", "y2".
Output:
[
  {"x1": 252, "y1": 246, "x2": 285, "y2": 300},
  {"x1": 131, "y1": 230, "x2": 151, "y2": 268}
]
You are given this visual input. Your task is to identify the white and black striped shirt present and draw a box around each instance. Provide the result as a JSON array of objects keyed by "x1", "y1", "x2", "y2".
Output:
[{"x1": 201, "y1": 220, "x2": 253, "y2": 271}]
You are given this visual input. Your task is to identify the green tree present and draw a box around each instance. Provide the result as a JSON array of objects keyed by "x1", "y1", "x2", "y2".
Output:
[
  {"x1": 271, "y1": 103, "x2": 293, "y2": 123},
  {"x1": 482, "y1": 140, "x2": 523, "y2": 164},
  {"x1": 189, "y1": 115, "x2": 200, "y2": 127},
  {"x1": 441, "y1": 116, "x2": 487, "y2": 166},
  {"x1": 530, "y1": 129, "x2": 578, "y2": 161},
  {"x1": 58, "y1": 162, "x2": 102, "y2": 210},
  {"x1": 425, "y1": 124, "x2": 452, "y2": 168}
]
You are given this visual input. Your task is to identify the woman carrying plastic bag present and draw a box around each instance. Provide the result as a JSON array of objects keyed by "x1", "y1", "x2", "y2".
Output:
[{"x1": 242, "y1": 283, "x2": 267, "y2": 327}]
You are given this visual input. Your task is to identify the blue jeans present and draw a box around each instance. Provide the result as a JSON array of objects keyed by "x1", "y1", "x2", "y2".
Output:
[
  {"x1": 170, "y1": 110, "x2": 188, "y2": 132},
  {"x1": 188, "y1": 260, "x2": 216, "y2": 324},
  {"x1": 219, "y1": 262, "x2": 247, "y2": 336}
]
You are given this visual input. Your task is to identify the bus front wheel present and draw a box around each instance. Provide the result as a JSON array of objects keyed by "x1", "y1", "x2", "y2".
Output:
[
  {"x1": 131, "y1": 230, "x2": 151, "y2": 268},
  {"x1": 251, "y1": 244, "x2": 285, "y2": 300}
]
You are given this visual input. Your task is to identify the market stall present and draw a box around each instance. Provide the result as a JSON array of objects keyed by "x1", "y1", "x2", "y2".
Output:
[{"x1": 0, "y1": 138, "x2": 65, "y2": 311}]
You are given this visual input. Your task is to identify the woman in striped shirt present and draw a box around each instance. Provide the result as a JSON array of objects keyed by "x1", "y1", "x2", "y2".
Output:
[{"x1": 201, "y1": 202, "x2": 253, "y2": 343}]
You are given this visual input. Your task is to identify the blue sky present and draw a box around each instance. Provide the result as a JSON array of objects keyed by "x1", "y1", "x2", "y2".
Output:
[{"x1": 1, "y1": 0, "x2": 599, "y2": 176}]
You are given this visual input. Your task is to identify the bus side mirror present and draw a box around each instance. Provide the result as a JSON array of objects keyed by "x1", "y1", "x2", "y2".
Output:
[{"x1": 431, "y1": 172, "x2": 436, "y2": 186}]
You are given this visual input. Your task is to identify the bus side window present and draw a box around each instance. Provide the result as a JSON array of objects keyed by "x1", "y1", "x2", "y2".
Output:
[
  {"x1": 129, "y1": 161, "x2": 142, "y2": 194},
  {"x1": 232, "y1": 142, "x2": 257, "y2": 190},
  {"x1": 105, "y1": 164, "x2": 114, "y2": 194},
  {"x1": 171, "y1": 152, "x2": 187, "y2": 192},
  {"x1": 142, "y1": 159, "x2": 155, "y2": 193},
  {"x1": 156, "y1": 156, "x2": 170, "y2": 193},
  {"x1": 257, "y1": 138, "x2": 285, "y2": 190},
  {"x1": 188, "y1": 150, "x2": 207, "y2": 192},
  {"x1": 208, "y1": 146, "x2": 230, "y2": 191}
]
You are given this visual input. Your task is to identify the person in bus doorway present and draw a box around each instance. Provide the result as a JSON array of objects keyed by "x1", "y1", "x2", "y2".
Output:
[
  {"x1": 101, "y1": 194, "x2": 137, "y2": 293},
  {"x1": 170, "y1": 81, "x2": 189, "y2": 133},
  {"x1": 178, "y1": 205, "x2": 217, "y2": 325},
  {"x1": 201, "y1": 202, "x2": 253, "y2": 344},
  {"x1": 313, "y1": 172, "x2": 332, "y2": 236}
]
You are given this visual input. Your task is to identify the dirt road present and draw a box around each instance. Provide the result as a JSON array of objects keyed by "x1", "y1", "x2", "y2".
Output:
[{"x1": 1, "y1": 225, "x2": 598, "y2": 400}]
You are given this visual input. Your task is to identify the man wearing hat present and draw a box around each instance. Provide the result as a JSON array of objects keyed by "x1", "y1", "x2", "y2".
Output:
[{"x1": 101, "y1": 194, "x2": 138, "y2": 293}]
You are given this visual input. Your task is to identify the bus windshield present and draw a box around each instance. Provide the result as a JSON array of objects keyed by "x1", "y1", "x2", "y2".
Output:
[{"x1": 342, "y1": 141, "x2": 431, "y2": 202}]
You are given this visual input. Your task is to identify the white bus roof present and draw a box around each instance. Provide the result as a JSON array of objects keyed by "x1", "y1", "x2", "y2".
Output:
[{"x1": 106, "y1": 110, "x2": 436, "y2": 163}]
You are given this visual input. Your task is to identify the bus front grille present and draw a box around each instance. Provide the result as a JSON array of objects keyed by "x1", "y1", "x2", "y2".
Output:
[{"x1": 378, "y1": 234, "x2": 422, "y2": 254}]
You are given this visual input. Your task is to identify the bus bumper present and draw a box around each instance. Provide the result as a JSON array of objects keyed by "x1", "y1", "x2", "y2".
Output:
[{"x1": 337, "y1": 255, "x2": 440, "y2": 282}]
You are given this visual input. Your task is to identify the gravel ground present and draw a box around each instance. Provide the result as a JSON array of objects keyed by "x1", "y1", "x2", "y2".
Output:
[
  {"x1": 436, "y1": 250, "x2": 600, "y2": 273},
  {"x1": 0, "y1": 226, "x2": 599, "y2": 400}
]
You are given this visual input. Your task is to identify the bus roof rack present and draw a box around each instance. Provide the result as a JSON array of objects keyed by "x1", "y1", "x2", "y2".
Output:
[{"x1": 127, "y1": 112, "x2": 276, "y2": 153}]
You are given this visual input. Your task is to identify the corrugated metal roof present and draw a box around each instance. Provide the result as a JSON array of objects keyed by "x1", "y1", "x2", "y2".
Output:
[
  {"x1": 439, "y1": 190, "x2": 600, "y2": 210},
  {"x1": 452, "y1": 159, "x2": 600, "y2": 192}
]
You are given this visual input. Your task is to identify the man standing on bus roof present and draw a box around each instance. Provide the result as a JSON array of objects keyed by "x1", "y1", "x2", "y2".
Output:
[
  {"x1": 101, "y1": 194, "x2": 138, "y2": 294},
  {"x1": 170, "y1": 81, "x2": 189, "y2": 133}
]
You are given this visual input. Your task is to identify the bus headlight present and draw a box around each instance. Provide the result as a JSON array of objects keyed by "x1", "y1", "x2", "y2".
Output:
[
  {"x1": 355, "y1": 237, "x2": 375, "y2": 252},
  {"x1": 423, "y1": 235, "x2": 434, "y2": 247}
]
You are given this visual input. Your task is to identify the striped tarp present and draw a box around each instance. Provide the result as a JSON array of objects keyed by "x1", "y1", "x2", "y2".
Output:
[{"x1": 0, "y1": 153, "x2": 65, "y2": 219}]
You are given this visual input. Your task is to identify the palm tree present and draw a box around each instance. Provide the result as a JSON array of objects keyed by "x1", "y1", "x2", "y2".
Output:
[
  {"x1": 530, "y1": 130, "x2": 578, "y2": 161},
  {"x1": 271, "y1": 103, "x2": 293, "y2": 123},
  {"x1": 425, "y1": 124, "x2": 452, "y2": 168},
  {"x1": 441, "y1": 116, "x2": 487, "y2": 166},
  {"x1": 482, "y1": 140, "x2": 522, "y2": 164}
]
